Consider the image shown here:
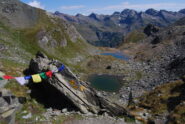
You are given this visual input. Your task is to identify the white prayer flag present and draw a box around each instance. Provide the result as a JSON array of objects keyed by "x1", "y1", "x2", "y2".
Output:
[{"x1": 15, "y1": 77, "x2": 27, "y2": 85}]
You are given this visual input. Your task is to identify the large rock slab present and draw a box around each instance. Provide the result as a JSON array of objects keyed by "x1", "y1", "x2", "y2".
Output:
[{"x1": 28, "y1": 52, "x2": 129, "y2": 116}]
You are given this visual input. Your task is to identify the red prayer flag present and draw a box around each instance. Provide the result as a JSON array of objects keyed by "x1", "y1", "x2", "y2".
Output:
[
  {"x1": 3, "y1": 75, "x2": 15, "y2": 79},
  {"x1": 46, "y1": 71, "x2": 53, "y2": 78}
]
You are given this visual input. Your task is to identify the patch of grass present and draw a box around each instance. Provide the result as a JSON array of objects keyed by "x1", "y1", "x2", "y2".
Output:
[
  {"x1": 4, "y1": 80, "x2": 29, "y2": 97},
  {"x1": 124, "y1": 116, "x2": 136, "y2": 123},
  {"x1": 135, "y1": 71, "x2": 143, "y2": 80},
  {"x1": 138, "y1": 79, "x2": 185, "y2": 115},
  {"x1": 168, "y1": 103, "x2": 185, "y2": 124},
  {"x1": 52, "y1": 114, "x2": 83, "y2": 124},
  {"x1": 0, "y1": 59, "x2": 27, "y2": 76},
  {"x1": 124, "y1": 30, "x2": 146, "y2": 43}
]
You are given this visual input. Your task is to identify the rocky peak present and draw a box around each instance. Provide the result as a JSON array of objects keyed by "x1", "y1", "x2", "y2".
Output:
[
  {"x1": 54, "y1": 11, "x2": 61, "y2": 15},
  {"x1": 88, "y1": 13, "x2": 100, "y2": 21},
  {"x1": 159, "y1": 10, "x2": 173, "y2": 15},
  {"x1": 145, "y1": 8, "x2": 159, "y2": 16},
  {"x1": 76, "y1": 13, "x2": 85, "y2": 17},
  {"x1": 121, "y1": 9, "x2": 137, "y2": 16},
  {"x1": 113, "y1": 11, "x2": 121, "y2": 16},
  {"x1": 179, "y1": 9, "x2": 185, "y2": 14}
]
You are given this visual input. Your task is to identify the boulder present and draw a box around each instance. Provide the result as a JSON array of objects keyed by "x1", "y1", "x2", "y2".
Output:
[
  {"x1": 0, "y1": 89, "x2": 22, "y2": 124},
  {"x1": 28, "y1": 52, "x2": 129, "y2": 116}
]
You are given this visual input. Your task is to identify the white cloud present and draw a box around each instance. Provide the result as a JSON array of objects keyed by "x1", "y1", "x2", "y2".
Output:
[
  {"x1": 28, "y1": 0, "x2": 45, "y2": 9},
  {"x1": 60, "y1": 5, "x2": 85, "y2": 10},
  {"x1": 87, "y1": 2, "x2": 185, "y2": 14}
]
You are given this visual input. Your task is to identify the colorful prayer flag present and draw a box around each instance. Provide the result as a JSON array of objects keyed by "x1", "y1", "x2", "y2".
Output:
[
  {"x1": 46, "y1": 71, "x2": 52, "y2": 78},
  {"x1": 58, "y1": 65, "x2": 65, "y2": 72},
  {"x1": 24, "y1": 76, "x2": 32, "y2": 80},
  {"x1": 72, "y1": 85, "x2": 78, "y2": 89},
  {"x1": 69, "y1": 80, "x2": 76, "y2": 85},
  {"x1": 0, "y1": 77, "x2": 3, "y2": 80},
  {"x1": 15, "y1": 77, "x2": 27, "y2": 85},
  {"x1": 80, "y1": 85, "x2": 86, "y2": 92},
  {"x1": 39, "y1": 72, "x2": 47, "y2": 79},
  {"x1": 32, "y1": 74, "x2": 42, "y2": 83},
  {"x1": 3, "y1": 75, "x2": 14, "y2": 79}
]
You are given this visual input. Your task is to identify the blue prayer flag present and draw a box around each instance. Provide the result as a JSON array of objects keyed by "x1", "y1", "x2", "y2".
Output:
[
  {"x1": 24, "y1": 75, "x2": 32, "y2": 80},
  {"x1": 58, "y1": 64, "x2": 65, "y2": 72}
]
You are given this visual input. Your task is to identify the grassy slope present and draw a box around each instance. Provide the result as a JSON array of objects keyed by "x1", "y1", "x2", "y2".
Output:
[
  {"x1": 0, "y1": 9, "x2": 95, "y2": 73},
  {"x1": 129, "y1": 77, "x2": 185, "y2": 123},
  {"x1": 118, "y1": 30, "x2": 146, "y2": 50}
]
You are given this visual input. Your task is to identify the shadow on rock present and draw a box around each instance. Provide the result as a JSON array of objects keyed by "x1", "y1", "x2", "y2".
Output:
[{"x1": 23, "y1": 68, "x2": 79, "y2": 112}]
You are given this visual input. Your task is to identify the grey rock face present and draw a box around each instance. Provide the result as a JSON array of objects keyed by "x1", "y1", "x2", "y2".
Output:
[
  {"x1": 0, "y1": 0, "x2": 39, "y2": 28},
  {"x1": 28, "y1": 52, "x2": 129, "y2": 116},
  {"x1": 0, "y1": 89, "x2": 22, "y2": 124}
]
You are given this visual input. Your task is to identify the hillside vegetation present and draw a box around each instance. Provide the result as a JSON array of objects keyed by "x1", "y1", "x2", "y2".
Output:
[{"x1": 0, "y1": 0, "x2": 96, "y2": 73}]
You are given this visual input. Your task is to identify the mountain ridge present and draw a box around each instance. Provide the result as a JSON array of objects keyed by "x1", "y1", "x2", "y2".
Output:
[
  {"x1": 55, "y1": 8, "x2": 185, "y2": 47},
  {"x1": 0, "y1": 0, "x2": 96, "y2": 73}
]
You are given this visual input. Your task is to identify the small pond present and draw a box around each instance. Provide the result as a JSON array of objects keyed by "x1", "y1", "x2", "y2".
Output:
[
  {"x1": 100, "y1": 52, "x2": 129, "y2": 61},
  {"x1": 88, "y1": 74, "x2": 122, "y2": 92}
]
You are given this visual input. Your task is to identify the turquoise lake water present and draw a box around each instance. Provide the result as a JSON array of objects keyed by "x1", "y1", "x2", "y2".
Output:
[
  {"x1": 89, "y1": 74, "x2": 122, "y2": 92},
  {"x1": 100, "y1": 52, "x2": 129, "y2": 61}
]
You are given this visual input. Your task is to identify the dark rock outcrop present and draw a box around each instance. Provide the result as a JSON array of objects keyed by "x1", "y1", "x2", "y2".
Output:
[
  {"x1": 28, "y1": 52, "x2": 129, "y2": 116},
  {"x1": 144, "y1": 24, "x2": 160, "y2": 36}
]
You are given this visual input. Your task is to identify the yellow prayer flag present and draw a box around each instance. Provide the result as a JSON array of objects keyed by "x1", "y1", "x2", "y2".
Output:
[
  {"x1": 70, "y1": 80, "x2": 76, "y2": 85},
  {"x1": 32, "y1": 74, "x2": 42, "y2": 83},
  {"x1": 80, "y1": 85, "x2": 86, "y2": 92},
  {"x1": 72, "y1": 85, "x2": 78, "y2": 89}
]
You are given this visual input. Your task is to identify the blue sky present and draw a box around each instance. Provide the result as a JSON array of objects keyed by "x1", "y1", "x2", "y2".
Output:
[{"x1": 21, "y1": 0, "x2": 185, "y2": 15}]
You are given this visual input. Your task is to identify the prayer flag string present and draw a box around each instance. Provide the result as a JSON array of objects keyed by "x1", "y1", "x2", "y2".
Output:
[
  {"x1": 0, "y1": 65, "x2": 65, "y2": 85},
  {"x1": 0, "y1": 64, "x2": 86, "y2": 92}
]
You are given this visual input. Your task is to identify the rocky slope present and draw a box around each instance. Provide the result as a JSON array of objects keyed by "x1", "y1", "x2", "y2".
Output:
[
  {"x1": 55, "y1": 9, "x2": 185, "y2": 47},
  {"x1": 0, "y1": 0, "x2": 96, "y2": 74},
  {"x1": 134, "y1": 76, "x2": 185, "y2": 124},
  {"x1": 116, "y1": 17, "x2": 185, "y2": 123}
]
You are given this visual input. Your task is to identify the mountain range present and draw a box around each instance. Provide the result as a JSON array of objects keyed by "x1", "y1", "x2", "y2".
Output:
[
  {"x1": 1, "y1": 0, "x2": 185, "y2": 123},
  {"x1": 55, "y1": 9, "x2": 185, "y2": 47}
]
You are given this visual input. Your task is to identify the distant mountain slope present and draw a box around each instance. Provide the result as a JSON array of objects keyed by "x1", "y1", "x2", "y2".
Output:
[
  {"x1": 0, "y1": 0, "x2": 95, "y2": 72},
  {"x1": 54, "y1": 9, "x2": 185, "y2": 47}
]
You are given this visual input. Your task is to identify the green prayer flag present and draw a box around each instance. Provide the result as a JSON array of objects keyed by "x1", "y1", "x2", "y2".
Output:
[
  {"x1": 0, "y1": 77, "x2": 3, "y2": 80},
  {"x1": 39, "y1": 72, "x2": 47, "y2": 79}
]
